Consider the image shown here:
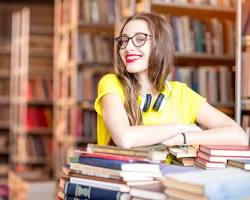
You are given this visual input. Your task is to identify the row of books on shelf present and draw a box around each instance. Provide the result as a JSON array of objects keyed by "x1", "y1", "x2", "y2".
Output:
[
  {"x1": 169, "y1": 65, "x2": 234, "y2": 104},
  {"x1": 78, "y1": 0, "x2": 115, "y2": 25},
  {"x1": 77, "y1": 33, "x2": 113, "y2": 64},
  {"x1": 168, "y1": 16, "x2": 234, "y2": 55},
  {"x1": 25, "y1": 106, "x2": 52, "y2": 129},
  {"x1": 16, "y1": 135, "x2": 52, "y2": 163},
  {"x1": 77, "y1": 67, "x2": 110, "y2": 102},
  {"x1": 153, "y1": 0, "x2": 236, "y2": 7},
  {"x1": 75, "y1": 109, "x2": 96, "y2": 141},
  {"x1": 57, "y1": 0, "x2": 115, "y2": 26},
  {"x1": 56, "y1": 143, "x2": 250, "y2": 200},
  {"x1": 27, "y1": 79, "x2": 53, "y2": 101}
]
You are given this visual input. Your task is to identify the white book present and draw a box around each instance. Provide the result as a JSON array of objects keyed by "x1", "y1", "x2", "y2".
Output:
[{"x1": 70, "y1": 177, "x2": 130, "y2": 192}]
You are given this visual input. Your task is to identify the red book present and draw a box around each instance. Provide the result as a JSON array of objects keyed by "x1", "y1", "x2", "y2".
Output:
[
  {"x1": 197, "y1": 150, "x2": 250, "y2": 163},
  {"x1": 199, "y1": 145, "x2": 250, "y2": 157},
  {"x1": 194, "y1": 156, "x2": 226, "y2": 169},
  {"x1": 74, "y1": 150, "x2": 152, "y2": 163}
]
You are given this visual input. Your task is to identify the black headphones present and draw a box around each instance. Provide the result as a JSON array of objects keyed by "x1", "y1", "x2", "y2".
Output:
[{"x1": 141, "y1": 93, "x2": 165, "y2": 112}]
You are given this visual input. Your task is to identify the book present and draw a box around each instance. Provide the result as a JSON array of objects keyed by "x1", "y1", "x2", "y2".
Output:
[
  {"x1": 162, "y1": 168, "x2": 250, "y2": 200},
  {"x1": 61, "y1": 180, "x2": 129, "y2": 200},
  {"x1": 194, "y1": 157, "x2": 226, "y2": 169},
  {"x1": 130, "y1": 182, "x2": 166, "y2": 200},
  {"x1": 168, "y1": 146, "x2": 197, "y2": 158},
  {"x1": 199, "y1": 145, "x2": 250, "y2": 157},
  {"x1": 75, "y1": 149, "x2": 152, "y2": 162},
  {"x1": 69, "y1": 163, "x2": 161, "y2": 183},
  {"x1": 227, "y1": 159, "x2": 250, "y2": 170},
  {"x1": 70, "y1": 156, "x2": 161, "y2": 173},
  {"x1": 172, "y1": 157, "x2": 195, "y2": 166},
  {"x1": 69, "y1": 162, "x2": 121, "y2": 180},
  {"x1": 86, "y1": 143, "x2": 168, "y2": 161},
  {"x1": 70, "y1": 177, "x2": 130, "y2": 192},
  {"x1": 165, "y1": 188, "x2": 208, "y2": 200},
  {"x1": 197, "y1": 150, "x2": 250, "y2": 163}
]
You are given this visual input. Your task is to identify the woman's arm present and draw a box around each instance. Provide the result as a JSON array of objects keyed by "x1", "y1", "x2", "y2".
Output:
[
  {"x1": 163, "y1": 102, "x2": 249, "y2": 146},
  {"x1": 101, "y1": 94, "x2": 200, "y2": 148}
]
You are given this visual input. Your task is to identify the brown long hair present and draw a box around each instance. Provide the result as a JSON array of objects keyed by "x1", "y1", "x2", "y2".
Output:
[{"x1": 116, "y1": 12, "x2": 175, "y2": 125}]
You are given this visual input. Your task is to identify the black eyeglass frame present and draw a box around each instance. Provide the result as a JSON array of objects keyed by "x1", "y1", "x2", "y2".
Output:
[{"x1": 115, "y1": 33, "x2": 152, "y2": 49}]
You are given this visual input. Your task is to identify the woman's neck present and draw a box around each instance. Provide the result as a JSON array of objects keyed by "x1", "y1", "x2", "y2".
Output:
[{"x1": 135, "y1": 72, "x2": 157, "y2": 95}]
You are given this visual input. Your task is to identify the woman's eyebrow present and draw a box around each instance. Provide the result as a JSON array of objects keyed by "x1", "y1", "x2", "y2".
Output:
[{"x1": 121, "y1": 32, "x2": 150, "y2": 36}]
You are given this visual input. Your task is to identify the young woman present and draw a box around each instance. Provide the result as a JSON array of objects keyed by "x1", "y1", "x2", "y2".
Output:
[{"x1": 94, "y1": 12, "x2": 248, "y2": 148}]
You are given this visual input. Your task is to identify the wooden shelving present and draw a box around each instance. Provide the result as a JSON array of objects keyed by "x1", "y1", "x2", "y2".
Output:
[
  {"x1": 53, "y1": 0, "x2": 115, "y2": 178},
  {"x1": 151, "y1": 2, "x2": 236, "y2": 19},
  {"x1": 0, "y1": 3, "x2": 15, "y2": 194},
  {"x1": 10, "y1": 5, "x2": 54, "y2": 177},
  {"x1": 175, "y1": 53, "x2": 235, "y2": 65}
]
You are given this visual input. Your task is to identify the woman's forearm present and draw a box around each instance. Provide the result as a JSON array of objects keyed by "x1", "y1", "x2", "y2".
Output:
[
  {"x1": 185, "y1": 125, "x2": 248, "y2": 146},
  {"x1": 113, "y1": 123, "x2": 201, "y2": 148}
]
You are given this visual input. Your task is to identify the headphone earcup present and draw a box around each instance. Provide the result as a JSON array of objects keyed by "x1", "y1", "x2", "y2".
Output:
[
  {"x1": 153, "y1": 93, "x2": 165, "y2": 111},
  {"x1": 142, "y1": 94, "x2": 152, "y2": 112}
]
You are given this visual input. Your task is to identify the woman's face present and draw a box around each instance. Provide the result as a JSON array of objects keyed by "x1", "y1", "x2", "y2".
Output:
[{"x1": 118, "y1": 19, "x2": 152, "y2": 74}]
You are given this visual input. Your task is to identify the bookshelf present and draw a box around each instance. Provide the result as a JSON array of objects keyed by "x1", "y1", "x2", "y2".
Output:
[
  {"x1": 10, "y1": 5, "x2": 54, "y2": 176},
  {"x1": 54, "y1": 0, "x2": 115, "y2": 178},
  {"x1": 0, "y1": 3, "x2": 23, "y2": 197},
  {"x1": 116, "y1": 0, "x2": 236, "y2": 118}
]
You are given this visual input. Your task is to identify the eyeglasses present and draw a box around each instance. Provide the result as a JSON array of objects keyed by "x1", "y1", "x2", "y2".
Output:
[{"x1": 115, "y1": 33, "x2": 152, "y2": 49}]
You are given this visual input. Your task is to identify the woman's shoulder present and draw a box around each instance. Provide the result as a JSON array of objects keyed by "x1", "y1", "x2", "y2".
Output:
[
  {"x1": 99, "y1": 73, "x2": 120, "y2": 84},
  {"x1": 168, "y1": 81, "x2": 188, "y2": 90},
  {"x1": 98, "y1": 73, "x2": 124, "y2": 92}
]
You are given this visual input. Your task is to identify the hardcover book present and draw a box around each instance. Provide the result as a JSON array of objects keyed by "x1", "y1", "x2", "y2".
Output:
[
  {"x1": 70, "y1": 156, "x2": 161, "y2": 173},
  {"x1": 197, "y1": 150, "x2": 250, "y2": 163},
  {"x1": 86, "y1": 143, "x2": 168, "y2": 161},
  {"x1": 194, "y1": 157, "x2": 226, "y2": 169},
  {"x1": 199, "y1": 145, "x2": 250, "y2": 157},
  {"x1": 227, "y1": 159, "x2": 250, "y2": 170},
  {"x1": 162, "y1": 168, "x2": 250, "y2": 200}
]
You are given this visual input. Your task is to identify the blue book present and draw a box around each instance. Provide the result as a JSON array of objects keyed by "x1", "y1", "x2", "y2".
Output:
[
  {"x1": 64, "y1": 182, "x2": 129, "y2": 200},
  {"x1": 70, "y1": 156, "x2": 160, "y2": 172}
]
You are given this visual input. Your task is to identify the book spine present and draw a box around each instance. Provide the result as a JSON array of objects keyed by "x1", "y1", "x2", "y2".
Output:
[
  {"x1": 65, "y1": 182, "x2": 124, "y2": 200},
  {"x1": 70, "y1": 156, "x2": 125, "y2": 170}
]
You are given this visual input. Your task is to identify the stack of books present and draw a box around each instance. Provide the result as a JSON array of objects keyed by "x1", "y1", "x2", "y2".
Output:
[
  {"x1": 195, "y1": 145, "x2": 250, "y2": 169},
  {"x1": 168, "y1": 146, "x2": 197, "y2": 166},
  {"x1": 162, "y1": 167, "x2": 250, "y2": 200},
  {"x1": 57, "y1": 144, "x2": 169, "y2": 200}
]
